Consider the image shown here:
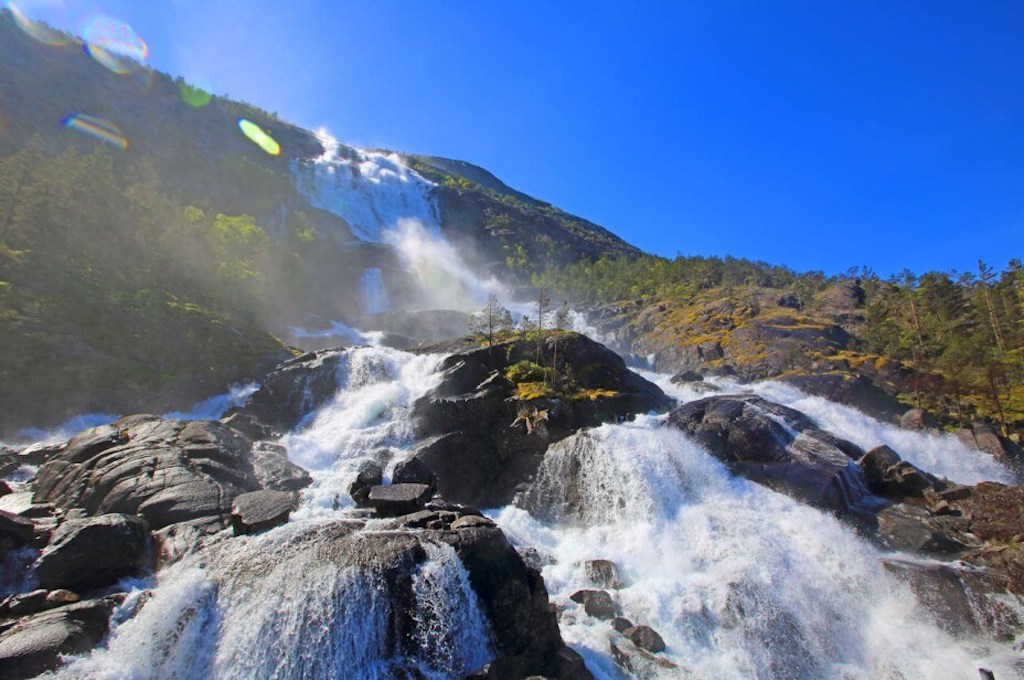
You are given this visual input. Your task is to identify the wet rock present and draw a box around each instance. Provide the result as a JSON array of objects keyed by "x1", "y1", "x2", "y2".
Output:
[
  {"x1": 230, "y1": 490, "x2": 296, "y2": 536},
  {"x1": 349, "y1": 461, "x2": 383, "y2": 508},
  {"x1": 0, "y1": 589, "x2": 80, "y2": 618},
  {"x1": 229, "y1": 349, "x2": 347, "y2": 435},
  {"x1": 392, "y1": 456, "x2": 438, "y2": 495},
  {"x1": 778, "y1": 373, "x2": 906, "y2": 423},
  {"x1": 876, "y1": 505, "x2": 970, "y2": 555},
  {"x1": 0, "y1": 510, "x2": 36, "y2": 551},
  {"x1": 668, "y1": 395, "x2": 879, "y2": 519},
  {"x1": 0, "y1": 481, "x2": 11, "y2": 498},
  {"x1": 900, "y1": 408, "x2": 938, "y2": 430},
  {"x1": 250, "y1": 442, "x2": 311, "y2": 492},
  {"x1": 670, "y1": 370, "x2": 704, "y2": 384},
  {"x1": 33, "y1": 513, "x2": 151, "y2": 592},
  {"x1": 611, "y1": 616, "x2": 634, "y2": 633},
  {"x1": 368, "y1": 484, "x2": 433, "y2": 517},
  {"x1": 0, "y1": 597, "x2": 117, "y2": 679},
  {"x1": 610, "y1": 638, "x2": 679, "y2": 675},
  {"x1": 570, "y1": 589, "x2": 616, "y2": 620},
  {"x1": 33, "y1": 416, "x2": 280, "y2": 532},
  {"x1": 858, "y1": 446, "x2": 945, "y2": 502},
  {"x1": 583, "y1": 559, "x2": 624, "y2": 589},
  {"x1": 411, "y1": 333, "x2": 671, "y2": 508},
  {"x1": 624, "y1": 625, "x2": 666, "y2": 653}
]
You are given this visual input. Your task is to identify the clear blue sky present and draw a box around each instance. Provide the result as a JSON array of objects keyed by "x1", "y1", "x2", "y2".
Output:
[{"x1": 11, "y1": 0, "x2": 1024, "y2": 276}]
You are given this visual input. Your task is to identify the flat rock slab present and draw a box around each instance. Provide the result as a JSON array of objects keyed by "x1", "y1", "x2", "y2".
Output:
[
  {"x1": 230, "y1": 490, "x2": 297, "y2": 536},
  {"x1": 33, "y1": 514, "x2": 151, "y2": 592},
  {"x1": 368, "y1": 484, "x2": 432, "y2": 517}
]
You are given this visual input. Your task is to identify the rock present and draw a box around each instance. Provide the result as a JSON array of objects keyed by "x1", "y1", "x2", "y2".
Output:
[
  {"x1": 858, "y1": 445, "x2": 903, "y2": 490},
  {"x1": 0, "y1": 481, "x2": 11, "y2": 498},
  {"x1": 958, "y1": 423, "x2": 1024, "y2": 475},
  {"x1": 611, "y1": 616, "x2": 634, "y2": 633},
  {"x1": 858, "y1": 446, "x2": 945, "y2": 501},
  {"x1": 624, "y1": 625, "x2": 666, "y2": 653},
  {"x1": 609, "y1": 638, "x2": 679, "y2": 675},
  {"x1": 778, "y1": 373, "x2": 906, "y2": 423},
  {"x1": 670, "y1": 370, "x2": 704, "y2": 384},
  {"x1": 45, "y1": 589, "x2": 80, "y2": 607},
  {"x1": 876, "y1": 505, "x2": 969, "y2": 555},
  {"x1": 668, "y1": 395, "x2": 881, "y2": 519},
  {"x1": 583, "y1": 559, "x2": 624, "y2": 589},
  {"x1": 450, "y1": 514, "x2": 495, "y2": 530},
  {"x1": 0, "y1": 510, "x2": 36, "y2": 551},
  {"x1": 367, "y1": 484, "x2": 433, "y2": 517},
  {"x1": 411, "y1": 333, "x2": 671, "y2": 508},
  {"x1": 33, "y1": 514, "x2": 151, "y2": 592},
  {"x1": 250, "y1": 442, "x2": 311, "y2": 492},
  {"x1": 230, "y1": 349, "x2": 348, "y2": 435},
  {"x1": 230, "y1": 490, "x2": 296, "y2": 536},
  {"x1": 0, "y1": 590, "x2": 48, "y2": 617},
  {"x1": 32, "y1": 416, "x2": 289, "y2": 533},
  {"x1": 349, "y1": 461, "x2": 383, "y2": 508},
  {"x1": 569, "y1": 589, "x2": 616, "y2": 620},
  {"x1": 900, "y1": 408, "x2": 938, "y2": 430},
  {"x1": 777, "y1": 293, "x2": 802, "y2": 309},
  {"x1": 0, "y1": 597, "x2": 117, "y2": 679},
  {"x1": 392, "y1": 456, "x2": 438, "y2": 495}
]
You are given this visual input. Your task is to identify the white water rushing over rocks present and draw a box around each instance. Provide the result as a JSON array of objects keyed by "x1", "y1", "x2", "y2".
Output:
[{"x1": 496, "y1": 416, "x2": 1021, "y2": 679}]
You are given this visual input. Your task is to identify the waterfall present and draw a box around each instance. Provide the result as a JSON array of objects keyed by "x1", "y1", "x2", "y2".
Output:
[
  {"x1": 53, "y1": 522, "x2": 493, "y2": 680},
  {"x1": 360, "y1": 267, "x2": 392, "y2": 315},
  {"x1": 497, "y1": 417, "x2": 1021, "y2": 678},
  {"x1": 292, "y1": 129, "x2": 441, "y2": 243}
]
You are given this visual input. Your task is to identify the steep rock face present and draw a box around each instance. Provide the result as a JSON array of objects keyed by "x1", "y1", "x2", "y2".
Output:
[
  {"x1": 33, "y1": 415, "x2": 309, "y2": 532},
  {"x1": 411, "y1": 333, "x2": 672, "y2": 507},
  {"x1": 33, "y1": 514, "x2": 152, "y2": 592},
  {"x1": 667, "y1": 395, "x2": 880, "y2": 518}
]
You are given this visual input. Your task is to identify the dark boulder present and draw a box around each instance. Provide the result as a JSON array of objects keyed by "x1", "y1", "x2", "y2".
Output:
[
  {"x1": 33, "y1": 514, "x2": 151, "y2": 592},
  {"x1": 32, "y1": 416, "x2": 307, "y2": 533},
  {"x1": 569, "y1": 589, "x2": 616, "y2": 620},
  {"x1": 411, "y1": 333, "x2": 671, "y2": 508},
  {"x1": 0, "y1": 510, "x2": 36, "y2": 551},
  {"x1": 858, "y1": 445, "x2": 947, "y2": 502},
  {"x1": 250, "y1": 442, "x2": 311, "y2": 492},
  {"x1": 624, "y1": 625, "x2": 666, "y2": 653},
  {"x1": 670, "y1": 370, "x2": 704, "y2": 384},
  {"x1": 349, "y1": 460, "x2": 383, "y2": 508},
  {"x1": 392, "y1": 456, "x2": 438, "y2": 494},
  {"x1": 229, "y1": 349, "x2": 347, "y2": 435},
  {"x1": 230, "y1": 490, "x2": 297, "y2": 536},
  {"x1": 876, "y1": 504, "x2": 969, "y2": 555},
  {"x1": 0, "y1": 481, "x2": 11, "y2": 498},
  {"x1": 368, "y1": 483, "x2": 433, "y2": 517},
  {"x1": 611, "y1": 617, "x2": 634, "y2": 633},
  {"x1": 0, "y1": 597, "x2": 118, "y2": 680},
  {"x1": 583, "y1": 559, "x2": 624, "y2": 589},
  {"x1": 667, "y1": 395, "x2": 880, "y2": 518}
]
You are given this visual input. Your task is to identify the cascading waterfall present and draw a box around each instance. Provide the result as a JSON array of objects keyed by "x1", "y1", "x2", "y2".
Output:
[
  {"x1": 497, "y1": 417, "x2": 1022, "y2": 679},
  {"x1": 293, "y1": 129, "x2": 441, "y2": 243}
]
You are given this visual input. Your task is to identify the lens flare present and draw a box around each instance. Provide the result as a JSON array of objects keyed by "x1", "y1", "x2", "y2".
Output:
[
  {"x1": 9, "y1": 0, "x2": 71, "y2": 46},
  {"x1": 238, "y1": 119, "x2": 281, "y2": 156},
  {"x1": 63, "y1": 114, "x2": 128, "y2": 150},
  {"x1": 179, "y1": 82, "x2": 212, "y2": 108},
  {"x1": 82, "y1": 14, "x2": 148, "y2": 72}
]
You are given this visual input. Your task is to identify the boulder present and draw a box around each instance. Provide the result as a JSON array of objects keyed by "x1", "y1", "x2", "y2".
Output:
[
  {"x1": 349, "y1": 461, "x2": 383, "y2": 508},
  {"x1": 450, "y1": 514, "x2": 495, "y2": 530},
  {"x1": 410, "y1": 333, "x2": 671, "y2": 507},
  {"x1": 611, "y1": 617, "x2": 634, "y2": 633},
  {"x1": 667, "y1": 395, "x2": 880, "y2": 519},
  {"x1": 569, "y1": 589, "x2": 616, "y2": 620},
  {"x1": 250, "y1": 442, "x2": 311, "y2": 492},
  {"x1": 230, "y1": 490, "x2": 296, "y2": 536},
  {"x1": 0, "y1": 589, "x2": 80, "y2": 618},
  {"x1": 0, "y1": 597, "x2": 118, "y2": 679},
  {"x1": 32, "y1": 416, "x2": 306, "y2": 533},
  {"x1": 624, "y1": 625, "x2": 666, "y2": 653},
  {"x1": 392, "y1": 456, "x2": 438, "y2": 494},
  {"x1": 33, "y1": 514, "x2": 151, "y2": 592},
  {"x1": 858, "y1": 446, "x2": 946, "y2": 502},
  {"x1": 0, "y1": 481, "x2": 11, "y2": 498},
  {"x1": 0, "y1": 510, "x2": 36, "y2": 551},
  {"x1": 669, "y1": 370, "x2": 704, "y2": 384},
  {"x1": 583, "y1": 559, "x2": 624, "y2": 589},
  {"x1": 876, "y1": 505, "x2": 970, "y2": 555},
  {"x1": 367, "y1": 484, "x2": 433, "y2": 517},
  {"x1": 900, "y1": 408, "x2": 939, "y2": 430}
]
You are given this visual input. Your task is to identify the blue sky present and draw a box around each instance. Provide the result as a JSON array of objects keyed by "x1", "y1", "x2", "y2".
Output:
[{"x1": 10, "y1": 0, "x2": 1024, "y2": 276}]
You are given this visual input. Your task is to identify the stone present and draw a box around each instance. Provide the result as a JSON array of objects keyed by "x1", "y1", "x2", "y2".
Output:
[
  {"x1": 391, "y1": 456, "x2": 438, "y2": 494},
  {"x1": 0, "y1": 510, "x2": 36, "y2": 550},
  {"x1": 450, "y1": 514, "x2": 495, "y2": 530},
  {"x1": 858, "y1": 446, "x2": 944, "y2": 501},
  {"x1": 250, "y1": 442, "x2": 312, "y2": 492},
  {"x1": 583, "y1": 559, "x2": 624, "y2": 589},
  {"x1": 624, "y1": 625, "x2": 666, "y2": 653},
  {"x1": 367, "y1": 484, "x2": 433, "y2": 517},
  {"x1": 33, "y1": 513, "x2": 151, "y2": 592},
  {"x1": 0, "y1": 481, "x2": 11, "y2": 498},
  {"x1": 876, "y1": 505, "x2": 969, "y2": 556},
  {"x1": 0, "y1": 597, "x2": 117, "y2": 679},
  {"x1": 611, "y1": 617, "x2": 634, "y2": 633},
  {"x1": 669, "y1": 370, "x2": 704, "y2": 384},
  {"x1": 230, "y1": 490, "x2": 296, "y2": 536},
  {"x1": 570, "y1": 589, "x2": 616, "y2": 620},
  {"x1": 349, "y1": 461, "x2": 383, "y2": 508}
]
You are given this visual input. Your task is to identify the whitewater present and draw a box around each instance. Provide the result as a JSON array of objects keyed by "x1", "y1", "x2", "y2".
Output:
[{"x1": 12, "y1": 340, "x2": 1015, "y2": 679}]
